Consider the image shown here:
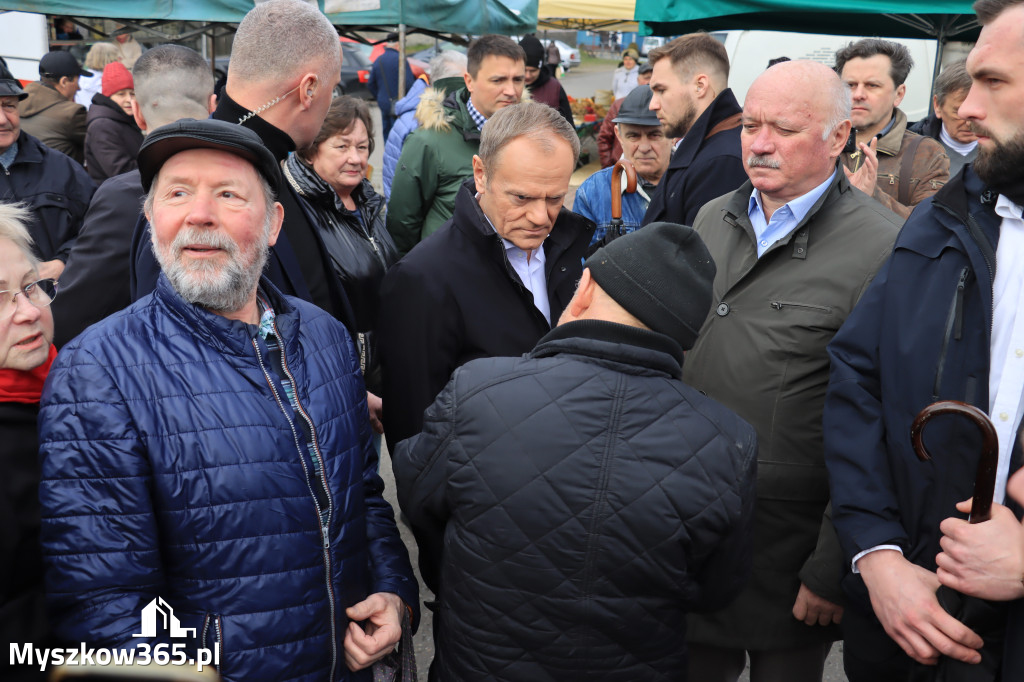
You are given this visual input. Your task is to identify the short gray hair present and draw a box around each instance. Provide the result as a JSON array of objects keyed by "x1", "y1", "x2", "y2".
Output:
[
  {"x1": 934, "y1": 60, "x2": 972, "y2": 106},
  {"x1": 229, "y1": 0, "x2": 340, "y2": 86},
  {"x1": 429, "y1": 50, "x2": 468, "y2": 82},
  {"x1": 0, "y1": 203, "x2": 38, "y2": 267},
  {"x1": 478, "y1": 101, "x2": 580, "y2": 174},
  {"x1": 823, "y1": 79, "x2": 852, "y2": 141},
  {"x1": 133, "y1": 45, "x2": 215, "y2": 128}
]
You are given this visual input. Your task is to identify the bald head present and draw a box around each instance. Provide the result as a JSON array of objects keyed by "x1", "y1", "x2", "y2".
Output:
[
  {"x1": 741, "y1": 60, "x2": 852, "y2": 209},
  {"x1": 753, "y1": 60, "x2": 851, "y2": 139}
]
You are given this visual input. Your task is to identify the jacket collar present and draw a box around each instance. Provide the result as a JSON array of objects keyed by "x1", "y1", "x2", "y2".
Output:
[
  {"x1": 153, "y1": 273, "x2": 300, "y2": 358},
  {"x1": 721, "y1": 163, "x2": 851, "y2": 260},
  {"x1": 283, "y1": 155, "x2": 384, "y2": 221},
  {"x1": 451, "y1": 178, "x2": 594, "y2": 272},
  {"x1": 213, "y1": 91, "x2": 296, "y2": 162},
  {"x1": 875, "y1": 107, "x2": 909, "y2": 156},
  {"x1": 669, "y1": 88, "x2": 742, "y2": 170},
  {"x1": 903, "y1": 166, "x2": 1000, "y2": 281},
  {"x1": 443, "y1": 88, "x2": 481, "y2": 142},
  {"x1": 10, "y1": 131, "x2": 45, "y2": 165},
  {"x1": 531, "y1": 319, "x2": 684, "y2": 377}
]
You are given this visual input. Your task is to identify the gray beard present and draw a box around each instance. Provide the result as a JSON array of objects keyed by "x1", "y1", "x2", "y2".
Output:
[{"x1": 152, "y1": 226, "x2": 269, "y2": 314}]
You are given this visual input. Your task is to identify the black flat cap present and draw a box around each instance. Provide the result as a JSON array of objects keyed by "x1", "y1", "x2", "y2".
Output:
[
  {"x1": 137, "y1": 118, "x2": 282, "y2": 194},
  {"x1": 0, "y1": 79, "x2": 28, "y2": 101},
  {"x1": 613, "y1": 84, "x2": 660, "y2": 127},
  {"x1": 39, "y1": 50, "x2": 91, "y2": 79}
]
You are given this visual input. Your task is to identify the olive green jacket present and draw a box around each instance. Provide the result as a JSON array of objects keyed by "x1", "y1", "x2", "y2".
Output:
[
  {"x1": 386, "y1": 87, "x2": 480, "y2": 256},
  {"x1": 682, "y1": 169, "x2": 900, "y2": 649}
]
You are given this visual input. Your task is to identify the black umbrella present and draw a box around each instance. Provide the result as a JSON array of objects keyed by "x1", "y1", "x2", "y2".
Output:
[{"x1": 910, "y1": 400, "x2": 1008, "y2": 682}]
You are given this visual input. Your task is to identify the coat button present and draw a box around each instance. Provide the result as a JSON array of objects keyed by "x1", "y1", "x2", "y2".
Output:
[
  {"x1": 560, "y1": 266, "x2": 566, "y2": 272},
  {"x1": 716, "y1": 302, "x2": 730, "y2": 316}
]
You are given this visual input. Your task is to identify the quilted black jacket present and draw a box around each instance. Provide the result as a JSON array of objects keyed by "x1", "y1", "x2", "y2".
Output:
[{"x1": 395, "y1": 320, "x2": 758, "y2": 681}]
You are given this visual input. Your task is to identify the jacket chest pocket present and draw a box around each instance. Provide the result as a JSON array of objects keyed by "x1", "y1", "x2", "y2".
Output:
[{"x1": 764, "y1": 300, "x2": 841, "y2": 356}]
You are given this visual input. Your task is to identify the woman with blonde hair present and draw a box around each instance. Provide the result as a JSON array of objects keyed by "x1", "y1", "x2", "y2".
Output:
[{"x1": 75, "y1": 42, "x2": 121, "y2": 109}]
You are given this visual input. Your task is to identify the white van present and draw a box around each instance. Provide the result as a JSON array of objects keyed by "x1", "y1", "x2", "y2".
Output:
[
  {"x1": 715, "y1": 30, "x2": 970, "y2": 122},
  {"x1": 0, "y1": 11, "x2": 49, "y2": 83},
  {"x1": 641, "y1": 36, "x2": 667, "y2": 57}
]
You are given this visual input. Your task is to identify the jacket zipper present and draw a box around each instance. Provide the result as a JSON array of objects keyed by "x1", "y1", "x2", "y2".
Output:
[
  {"x1": 201, "y1": 613, "x2": 223, "y2": 668},
  {"x1": 933, "y1": 267, "x2": 970, "y2": 400},
  {"x1": 935, "y1": 202, "x2": 996, "y2": 349},
  {"x1": 251, "y1": 335, "x2": 338, "y2": 681},
  {"x1": 769, "y1": 300, "x2": 832, "y2": 314}
]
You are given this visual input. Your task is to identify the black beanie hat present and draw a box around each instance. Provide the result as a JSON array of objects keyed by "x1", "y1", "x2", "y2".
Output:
[
  {"x1": 518, "y1": 35, "x2": 545, "y2": 70},
  {"x1": 584, "y1": 223, "x2": 716, "y2": 350}
]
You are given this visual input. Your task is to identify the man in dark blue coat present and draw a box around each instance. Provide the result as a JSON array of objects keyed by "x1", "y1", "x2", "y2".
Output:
[
  {"x1": 395, "y1": 222, "x2": 757, "y2": 681},
  {"x1": 824, "y1": 1, "x2": 1024, "y2": 679},
  {"x1": 0, "y1": 78, "x2": 94, "y2": 283},
  {"x1": 369, "y1": 33, "x2": 416, "y2": 140},
  {"x1": 37, "y1": 119, "x2": 417, "y2": 682},
  {"x1": 643, "y1": 33, "x2": 747, "y2": 226}
]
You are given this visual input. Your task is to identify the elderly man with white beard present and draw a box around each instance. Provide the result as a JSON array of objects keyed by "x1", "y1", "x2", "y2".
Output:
[{"x1": 36, "y1": 118, "x2": 418, "y2": 682}]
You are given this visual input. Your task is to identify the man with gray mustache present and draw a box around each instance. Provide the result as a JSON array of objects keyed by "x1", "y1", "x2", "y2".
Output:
[{"x1": 680, "y1": 60, "x2": 901, "y2": 682}]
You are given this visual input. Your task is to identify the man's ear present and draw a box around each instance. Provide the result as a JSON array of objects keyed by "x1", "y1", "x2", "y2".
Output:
[
  {"x1": 932, "y1": 94, "x2": 942, "y2": 119},
  {"x1": 208, "y1": 92, "x2": 217, "y2": 115},
  {"x1": 472, "y1": 154, "x2": 487, "y2": 195},
  {"x1": 267, "y1": 201, "x2": 285, "y2": 247},
  {"x1": 829, "y1": 119, "x2": 853, "y2": 158},
  {"x1": 132, "y1": 98, "x2": 147, "y2": 131},
  {"x1": 299, "y1": 73, "x2": 319, "y2": 110},
  {"x1": 894, "y1": 82, "x2": 907, "y2": 108},
  {"x1": 568, "y1": 269, "x2": 596, "y2": 319}
]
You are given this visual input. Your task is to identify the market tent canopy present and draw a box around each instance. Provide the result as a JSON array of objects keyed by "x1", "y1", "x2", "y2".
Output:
[
  {"x1": 634, "y1": 0, "x2": 979, "y2": 41},
  {"x1": 537, "y1": 0, "x2": 637, "y2": 31},
  {"x1": 0, "y1": 0, "x2": 537, "y2": 34}
]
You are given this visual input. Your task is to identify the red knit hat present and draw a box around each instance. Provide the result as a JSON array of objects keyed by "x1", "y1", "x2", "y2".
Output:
[{"x1": 102, "y1": 62, "x2": 133, "y2": 97}]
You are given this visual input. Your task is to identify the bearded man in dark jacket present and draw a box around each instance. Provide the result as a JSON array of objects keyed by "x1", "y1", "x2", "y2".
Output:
[
  {"x1": 825, "y1": 1, "x2": 1024, "y2": 679},
  {"x1": 643, "y1": 33, "x2": 747, "y2": 227},
  {"x1": 378, "y1": 101, "x2": 593, "y2": 449},
  {"x1": 395, "y1": 222, "x2": 758, "y2": 682}
]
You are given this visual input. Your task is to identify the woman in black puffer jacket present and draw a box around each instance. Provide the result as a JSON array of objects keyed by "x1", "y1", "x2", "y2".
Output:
[
  {"x1": 84, "y1": 61, "x2": 142, "y2": 183},
  {"x1": 283, "y1": 96, "x2": 398, "y2": 435}
]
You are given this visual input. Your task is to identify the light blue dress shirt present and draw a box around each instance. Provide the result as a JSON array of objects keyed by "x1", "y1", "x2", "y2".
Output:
[
  {"x1": 747, "y1": 169, "x2": 837, "y2": 258},
  {"x1": 478, "y1": 197, "x2": 551, "y2": 324}
]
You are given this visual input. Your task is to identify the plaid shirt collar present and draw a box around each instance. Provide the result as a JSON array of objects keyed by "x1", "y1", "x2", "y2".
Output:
[{"x1": 466, "y1": 96, "x2": 487, "y2": 132}]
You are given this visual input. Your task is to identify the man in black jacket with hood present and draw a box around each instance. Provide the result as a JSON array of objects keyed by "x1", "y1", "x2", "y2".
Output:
[{"x1": 395, "y1": 221, "x2": 757, "y2": 681}]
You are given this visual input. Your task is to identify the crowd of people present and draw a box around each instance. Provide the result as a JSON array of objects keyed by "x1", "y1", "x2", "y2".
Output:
[{"x1": 2, "y1": 0, "x2": 1024, "y2": 681}]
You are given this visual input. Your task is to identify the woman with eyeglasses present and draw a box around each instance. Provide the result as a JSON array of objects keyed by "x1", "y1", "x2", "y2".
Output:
[{"x1": 0, "y1": 203, "x2": 58, "y2": 681}]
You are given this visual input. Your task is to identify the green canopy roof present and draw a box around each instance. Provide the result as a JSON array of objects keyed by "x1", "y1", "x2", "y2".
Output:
[
  {"x1": 0, "y1": 0, "x2": 536, "y2": 34},
  {"x1": 634, "y1": 0, "x2": 978, "y2": 41}
]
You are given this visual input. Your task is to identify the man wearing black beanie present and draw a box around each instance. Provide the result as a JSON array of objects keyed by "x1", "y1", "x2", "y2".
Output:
[
  {"x1": 519, "y1": 34, "x2": 574, "y2": 125},
  {"x1": 395, "y1": 222, "x2": 758, "y2": 681}
]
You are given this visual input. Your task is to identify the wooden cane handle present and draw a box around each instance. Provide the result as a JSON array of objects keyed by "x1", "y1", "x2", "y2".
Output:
[{"x1": 911, "y1": 400, "x2": 998, "y2": 523}]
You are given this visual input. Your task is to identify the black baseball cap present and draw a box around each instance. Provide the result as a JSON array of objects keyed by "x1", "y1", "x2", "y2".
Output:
[
  {"x1": 613, "y1": 85, "x2": 660, "y2": 127},
  {"x1": 137, "y1": 118, "x2": 282, "y2": 194},
  {"x1": 0, "y1": 79, "x2": 28, "y2": 101},
  {"x1": 39, "y1": 50, "x2": 91, "y2": 79}
]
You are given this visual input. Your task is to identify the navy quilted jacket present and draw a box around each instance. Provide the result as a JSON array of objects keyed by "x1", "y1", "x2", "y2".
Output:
[
  {"x1": 38, "y1": 275, "x2": 418, "y2": 682},
  {"x1": 396, "y1": 320, "x2": 757, "y2": 681}
]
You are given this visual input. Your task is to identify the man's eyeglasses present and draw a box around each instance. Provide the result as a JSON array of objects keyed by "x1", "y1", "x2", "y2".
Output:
[{"x1": 0, "y1": 279, "x2": 58, "y2": 317}]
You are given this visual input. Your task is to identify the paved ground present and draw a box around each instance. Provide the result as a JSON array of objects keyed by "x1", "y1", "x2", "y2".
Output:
[{"x1": 367, "y1": 60, "x2": 848, "y2": 682}]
